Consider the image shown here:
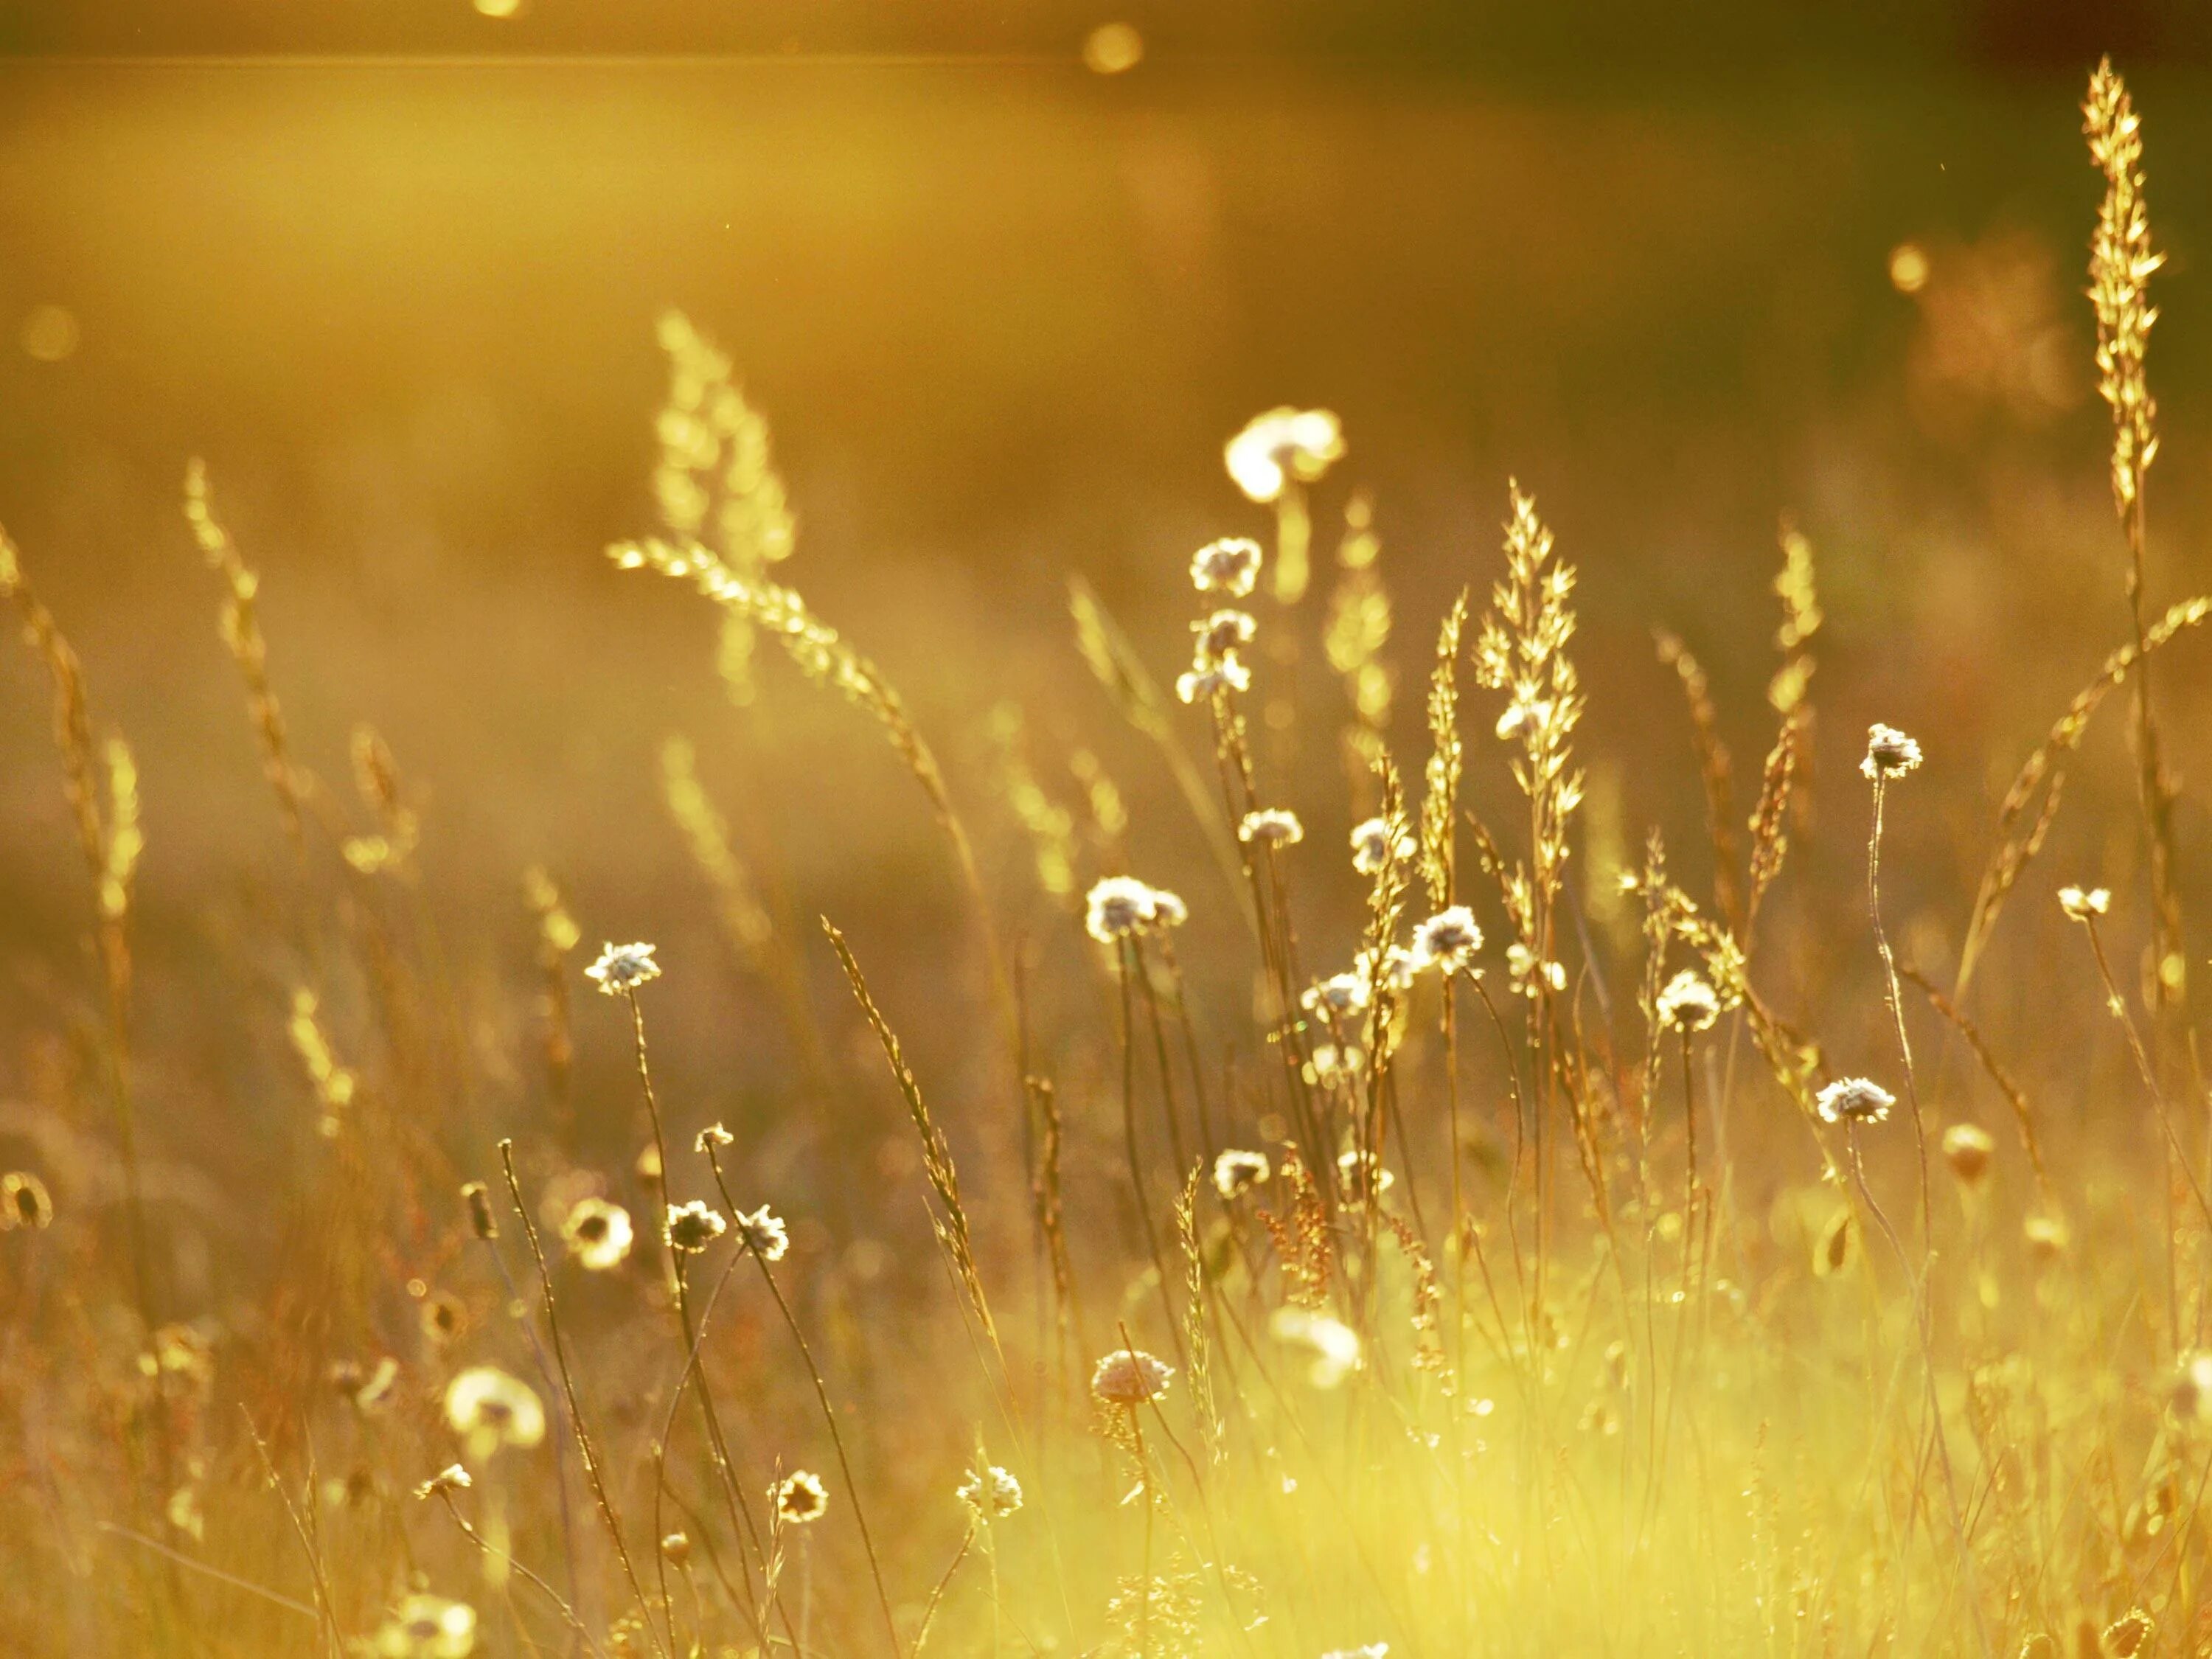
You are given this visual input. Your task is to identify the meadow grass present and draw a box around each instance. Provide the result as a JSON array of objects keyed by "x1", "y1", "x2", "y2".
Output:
[{"x1": 1, "y1": 58, "x2": 2211, "y2": 1659}]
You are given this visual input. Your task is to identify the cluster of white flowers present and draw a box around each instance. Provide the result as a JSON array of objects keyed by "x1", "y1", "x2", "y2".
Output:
[{"x1": 1083, "y1": 876, "x2": 1189, "y2": 945}]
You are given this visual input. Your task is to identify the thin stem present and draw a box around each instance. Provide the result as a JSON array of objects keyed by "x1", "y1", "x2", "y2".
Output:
[
  {"x1": 702, "y1": 1147, "x2": 904, "y2": 1659},
  {"x1": 497, "y1": 1140, "x2": 667, "y2": 1659}
]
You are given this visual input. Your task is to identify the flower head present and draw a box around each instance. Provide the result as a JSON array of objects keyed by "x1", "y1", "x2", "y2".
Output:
[
  {"x1": 444, "y1": 1366, "x2": 546, "y2": 1459},
  {"x1": 664, "y1": 1200, "x2": 728, "y2": 1253},
  {"x1": 773, "y1": 1470, "x2": 830, "y2": 1526},
  {"x1": 1194, "y1": 608, "x2": 1257, "y2": 659},
  {"x1": 560, "y1": 1197, "x2": 634, "y2": 1272},
  {"x1": 957, "y1": 1461, "x2": 1024, "y2": 1522},
  {"x1": 1225, "y1": 407, "x2": 1344, "y2": 504},
  {"x1": 372, "y1": 1593, "x2": 478, "y2": 1658},
  {"x1": 734, "y1": 1204, "x2": 790, "y2": 1262},
  {"x1": 1349, "y1": 815, "x2": 1413, "y2": 877},
  {"x1": 1091, "y1": 1346, "x2": 1175, "y2": 1407},
  {"x1": 414, "y1": 1464, "x2": 473, "y2": 1500},
  {"x1": 1147, "y1": 888, "x2": 1188, "y2": 929},
  {"x1": 1412, "y1": 906, "x2": 1482, "y2": 974},
  {"x1": 1301, "y1": 970, "x2": 1371, "y2": 1020},
  {"x1": 696, "y1": 1123, "x2": 735, "y2": 1152},
  {"x1": 1239, "y1": 809, "x2": 1304, "y2": 847},
  {"x1": 1189, "y1": 536, "x2": 1264, "y2": 599},
  {"x1": 1816, "y1": 1077, "x2": 1896, "y2": 1127},
  {"x1": 1086, "y1": 876, "x2": 1158, "y2": 943},
  {"x1": 1860, "y1": 724, "x2": 1922, "y2": 781},
  {"x1": 1176, "y1": 654, "x2": 1253, "y2": 704},
  {"x1": 585, "y1": 942, "x2": 661, "y2": 996},
  {"x1": 1, "y1": 1170, "x2": 53, "y2": 1231},
  {"x1": 1212, "y1": 1148, "x2": 1272, "y2": 1200},
  {"x1": 2059, "y1": 885, "x2": 2112, "y2": 922},
  {"x1": 1942, "y1": 1122, "x2": 1994, "y2": 1186},
  {"x1": 1655, "y1": 970, "x2": 1721, "y2": 1034}
]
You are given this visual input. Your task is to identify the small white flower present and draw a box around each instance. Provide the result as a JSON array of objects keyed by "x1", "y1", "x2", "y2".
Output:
[
  {"x1": 734, "y1": 1205, "x2": 789, "y2": 1262},
  {"x1": 1212, "y1": 1148, "x2": 1272, "y2": 1199},
  {"x1": 1193, "y1": 608, "x2": 1257, "y2": 659},
  {"x1": 1860, "y1": 723, "x2": 1922, "y2": 780},
  {"x1": 696, "y1": 1123, "x2": 735, "y2": 1152},
  {"x1": 1091, "y1": 1346, "x2": 1175, "y2": 1405},
  {"x1": 956, "y1": 1461, "x2": 1024, "y2": 1521},
  {"x1": 1655, "y1": 969, "x2": 1720, "y2": 1034},
  {"x1": 1189, "y1": 536, "x2": 1265, "y2": 598},
  {"x1": 1225, "y1": 407, "x2": 1345, "y2": 504},
  {"x1": 773, "y1": 1470, "x2": 830, "y2": 1525},
  {"x1": 1350, "y1": 815, "x2": 1414, "y2": 877},
  {"x1": 1413, "y1": 906, "x2": 1482, "y2": 973},
  {"x1": 1147, "y1": 888, "x2": 1189, "y2": 929},
  {"x1": 559, "y1": 1198, "x2": 634, "y2": 1272},
  {"x1": 585, "y1": 941, "x2": 661, "y2": 996},
  {"x1": 1085, "y1": 876, "x2": 1157, "y2": 943},
  {"x1": 2059, "y1": 885, "x2": 2112, "y2": 922},
  {"x1": 664, "y1": 1200, "x2": 728, "y2": 1253},
  {"x1": 1301, "y1": 970, "x2": 1371, "y2": 1020},
  {"x1": 444, "y1": 1367, "x2": 546, "y2": 1459},
  {"x1": 1176, "y1": 654, "x2": 1253, "y2": 704},
  {"x1": 413, "y1": 1464, "x2": 473, "y2": 1500},
  {"x1": 1239, "y1": 809, "x2": 1304, "y2": 847},
  {"x1": 1816, "y1": 1077, "x2": 1896, "y2": 1126}
]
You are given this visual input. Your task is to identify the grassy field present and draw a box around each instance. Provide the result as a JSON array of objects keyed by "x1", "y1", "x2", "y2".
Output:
[{"x1": 3, "y1": 50, "x2": 2212, "y2": 1658}]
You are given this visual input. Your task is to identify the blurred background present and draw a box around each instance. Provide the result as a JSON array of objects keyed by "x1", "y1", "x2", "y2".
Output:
[{"x1": 3, "y1": 2, "x2": 2211, "y2": 1268}]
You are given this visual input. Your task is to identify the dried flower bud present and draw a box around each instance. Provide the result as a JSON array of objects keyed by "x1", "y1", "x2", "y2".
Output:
[{"x1": 462, "y1": 1180, "x2": 498, "y2": 1241}]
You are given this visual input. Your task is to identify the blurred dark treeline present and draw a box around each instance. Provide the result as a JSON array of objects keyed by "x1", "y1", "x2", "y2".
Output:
[{"x1": 4, "y1": 0, "x2": 2208, "y2": 71}]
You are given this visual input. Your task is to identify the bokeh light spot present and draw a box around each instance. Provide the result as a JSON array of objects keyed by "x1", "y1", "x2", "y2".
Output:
[
  {"x1": 1888, "y1": 241, "x2": 1930, "y2": 293},
  {"x1": 21, "y1": 304, "x2": 77, "y2": 362},
  {"x1": 1083, "y1": 22, "x2": 1144, "y2": 74}
]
